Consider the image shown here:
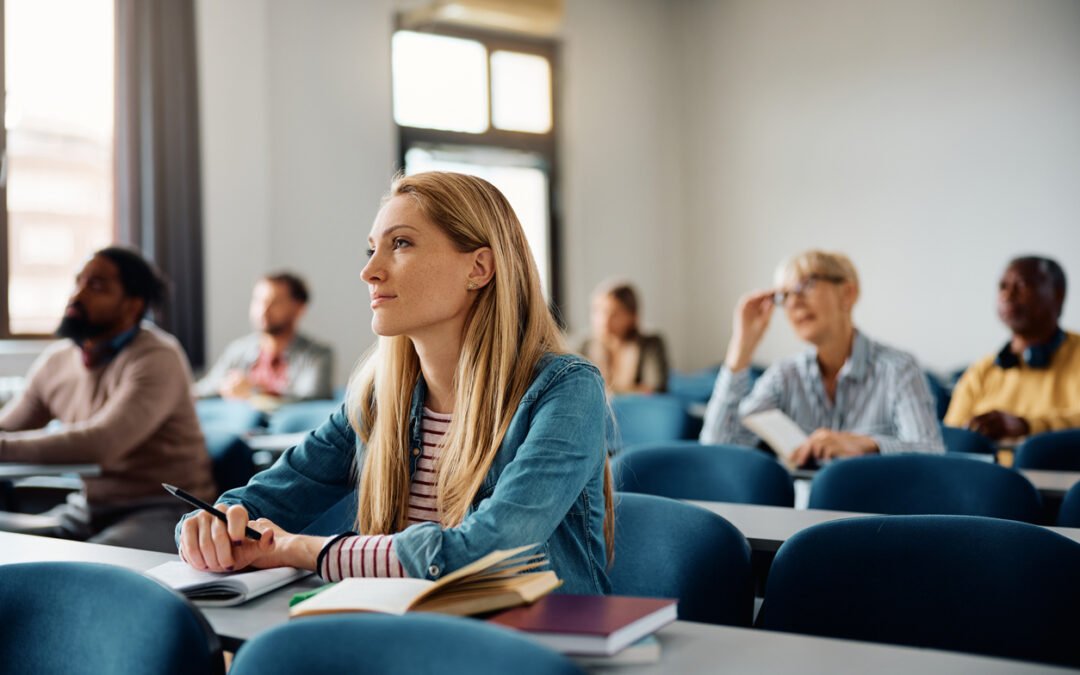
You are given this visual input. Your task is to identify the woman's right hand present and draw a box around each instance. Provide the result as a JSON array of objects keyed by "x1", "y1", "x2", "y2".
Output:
[
  {"x1": 725, "y1": 289, "x2": 776, "y2": 371},
  {"x1": 178, "y1": 504, "x2": 277, "y2": 572}
]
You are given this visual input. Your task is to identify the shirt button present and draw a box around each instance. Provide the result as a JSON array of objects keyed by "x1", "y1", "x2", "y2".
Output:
[
  {"x1": 428, "y1": 564, "x2": 440, "y2": 578},
  {"x1": 412, "y1": 447, "x2": 421, "y2": 457}
]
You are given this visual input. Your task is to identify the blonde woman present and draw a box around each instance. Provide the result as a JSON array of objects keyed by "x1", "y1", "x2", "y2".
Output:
[
  {"x1": 178, "y1": 173, "x2": 614, "y2": 594},
  {"x1": 700, "y1": 250, "x2": 943, "y2": 467},
  {"x1": 581, "y1": 281, "x2": 669, "y2": 394}
]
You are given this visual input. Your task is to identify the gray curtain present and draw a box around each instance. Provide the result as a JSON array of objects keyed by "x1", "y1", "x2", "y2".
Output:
[{"x1": 115, "y1": 0, "x2": 205, "y2": 368}]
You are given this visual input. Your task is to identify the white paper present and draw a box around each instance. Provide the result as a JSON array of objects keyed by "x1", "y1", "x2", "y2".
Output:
[
  {"x1": 145, "y1": 561, "x2": 311, "y2": 606},
  {"x1": 741, "y1": 409, "x2": 808, "y2": 460}
]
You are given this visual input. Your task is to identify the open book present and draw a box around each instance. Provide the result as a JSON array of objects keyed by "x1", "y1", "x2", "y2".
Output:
[
  {"x1": 145, "y1": 561, "x2": 312, "y2": 607},
  {"x1": 741, "y1": 409, "x2": 808, "y2": 464},
  {"x1": 290, "y1": 544, "x2": 559, "y2": 618}
]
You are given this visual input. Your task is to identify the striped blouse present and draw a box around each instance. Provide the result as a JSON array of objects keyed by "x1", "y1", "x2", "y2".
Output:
[
  {"x1": 317, "y1": 409, "x2": 451, "y2": 581},
  {"x1": 700, "y1": 331, "x2": 945, "y2": 455}
]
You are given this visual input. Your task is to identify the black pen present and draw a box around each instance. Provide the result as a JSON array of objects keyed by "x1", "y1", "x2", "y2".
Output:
[{"x1": 162, "y1": 483, "x2": 262, "y2": 541}]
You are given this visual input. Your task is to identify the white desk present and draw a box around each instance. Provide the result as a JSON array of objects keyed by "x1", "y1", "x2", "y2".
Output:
[
  {"x1": 790, "y1": 466, "x2": 1079, "y2": 500},
  {"x1": 0, "y1": 532, "x2": 1073, "y2": 673},
  {"x1": 244, "y1": 432, "x2": 307, "y2": 453},
  {"x1": 689, "y1": 500, "x2": 1080, "y2": 553},
  {"x1": 0, "y1": 463, "x2": 99, "y2": 479},
  {"x1": 1019, "y1": 470, "x2": 1080, "y2": 499}
]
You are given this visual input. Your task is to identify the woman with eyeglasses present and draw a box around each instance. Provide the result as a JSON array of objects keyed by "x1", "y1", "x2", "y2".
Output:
[{"x1": 700, "y1": 250, "x2": 943, "y2": 466}]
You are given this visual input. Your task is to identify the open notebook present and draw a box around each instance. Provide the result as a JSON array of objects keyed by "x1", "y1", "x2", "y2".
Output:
[
  {"x1": 145, "y1": 561, "x2": 312, "y2": 607},
  {"x1": 290, "y1": 544, "x2": 559, "y2": 618}
]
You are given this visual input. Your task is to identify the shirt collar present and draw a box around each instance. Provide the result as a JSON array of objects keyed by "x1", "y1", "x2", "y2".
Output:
[
  {"x1": 801, "y1": 329, "x2": 869, "y2": 382},
  {"x1": 994, "y1": 327, "x2": 1066, "y2": 369}
]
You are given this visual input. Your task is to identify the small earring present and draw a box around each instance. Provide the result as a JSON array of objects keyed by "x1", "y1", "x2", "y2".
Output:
[{"x1": 466, "y1": 280, "x2": 478, "y2": 291}]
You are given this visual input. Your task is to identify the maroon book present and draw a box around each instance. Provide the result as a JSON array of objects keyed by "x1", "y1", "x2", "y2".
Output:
[{"x1": 488, "y1": 594, "x2": 677, "y2": 656}]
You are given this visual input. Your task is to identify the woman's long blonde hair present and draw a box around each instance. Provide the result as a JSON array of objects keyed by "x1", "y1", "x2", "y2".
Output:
[{"x1": 346, "y1": 172, "x2": 614, "y2": 559}]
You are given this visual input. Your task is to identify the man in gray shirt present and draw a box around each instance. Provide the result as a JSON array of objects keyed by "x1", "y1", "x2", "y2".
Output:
[{"x1": 195, "y1": 272, "x2": 333, "y2": 403}]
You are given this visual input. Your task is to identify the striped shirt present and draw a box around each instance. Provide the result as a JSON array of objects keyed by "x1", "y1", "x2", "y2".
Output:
[
  {"x1": 318, "y1": 409, "x2": 451, "y2": 581},
  {"x1": 700, "y1": 331, "x2": 944, "y2": 455}
]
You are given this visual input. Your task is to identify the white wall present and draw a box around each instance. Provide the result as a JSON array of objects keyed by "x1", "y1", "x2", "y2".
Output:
[
  {"x1": 560, "y1": 0, "x2": 687, "y2": 363},
  {"x1": 197, "y1": 0, "x2": 397, "y2": 385},
  {"x1": 196, "y1": 0, "x2": 1080, "y2": 383},
  {"x1": 677, "y1": 0, "x2": 1080, "y2": 373},
  {"x1": 195, "y1": 0, "x2": 272, "y2": 367}
]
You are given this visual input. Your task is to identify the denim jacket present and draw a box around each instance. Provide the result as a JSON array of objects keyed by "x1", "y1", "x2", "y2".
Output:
[{"x1": 178, "y1": 352, "x2": 611, "y2": 595}]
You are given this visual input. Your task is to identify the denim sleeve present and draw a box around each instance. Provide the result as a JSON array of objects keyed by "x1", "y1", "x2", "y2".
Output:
[
  {"x1": 392, "y1": 361, "x2": 607, "y2": 581},
  {"x1": 174, "y1": 403, "x2": 360, "y2": 546}
]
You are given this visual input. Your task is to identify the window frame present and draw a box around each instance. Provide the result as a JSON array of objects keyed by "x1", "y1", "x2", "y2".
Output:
[{"x1": 393, "y1": 21, "x2": 564, "y2": 315}]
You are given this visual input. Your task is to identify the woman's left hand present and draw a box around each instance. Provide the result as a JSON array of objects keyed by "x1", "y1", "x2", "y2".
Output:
[{"x1": 790, "y1": 430, "x2": 878, "y2": 467}]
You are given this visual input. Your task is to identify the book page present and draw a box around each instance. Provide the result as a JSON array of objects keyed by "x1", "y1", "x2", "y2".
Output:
[
  {"x1": 741, "y1": 409, "x2": 808, "y2": 461},
  {"x1": 290, "y1": 577, "x2": 435, "y2": 616}
]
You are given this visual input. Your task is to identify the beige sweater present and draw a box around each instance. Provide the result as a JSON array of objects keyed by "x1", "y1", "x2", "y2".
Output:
[{"x1": 0, "y1": 324, "x2": 216, "y2": 506}]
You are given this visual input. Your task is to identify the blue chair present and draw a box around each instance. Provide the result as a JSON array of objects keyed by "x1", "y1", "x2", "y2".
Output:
[
  {"x1": 762, "y1": 515, "x2": 1080, "y2": 667},
  {"x1": 608, "y1": 492, "x2": 753, "y2": 626},
  {"x1": 1058, "y1": 481, "x2": 1080, "y2": 527},
  {"x1": 940, "y1": 425, "x2": 997, "y2": 455},
  {"x1": 195, "y1": 399, "x2": 265, "y2": 434},
  {"x1": 609, "y1": 394, "x2": 688, "y2": 451},
  {"x1": 203, "y1": 430, "x2": 256, "y2": 493},
  {"x1": 666, "y1": 367, "x2": 719, "y2": 405},
  {"x1": 924, "y1": 372, "x2": 951, "y2": 420},
  {"x1": 230, "y1": 613, "x2": 582, "y2": 675},
  {"x1": 266, "y1": 399, "x2": 341, "y2": 434},
  {"x1": 1014, "y1": 429, "x2": 1080, "y2": 471},
  {"x1": 613, "y1": 441, "x2": 794, "y2": 506},
  {"x1": 808, "y1": 454, "x2": 1041, "y2": 522},
  {"x1": 0, "y1": 561, "x2": 223, "y2": 674}
]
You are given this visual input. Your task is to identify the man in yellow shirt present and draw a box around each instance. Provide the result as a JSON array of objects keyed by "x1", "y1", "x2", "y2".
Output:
[{"x1": 945, "y1": 256, "x2": 1079, "y2": 440}]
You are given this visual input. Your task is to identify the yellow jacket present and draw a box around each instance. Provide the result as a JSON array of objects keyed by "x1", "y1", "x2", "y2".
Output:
[{"x1": 945, "y1": 331, "x2": 1080, "y2": 434}]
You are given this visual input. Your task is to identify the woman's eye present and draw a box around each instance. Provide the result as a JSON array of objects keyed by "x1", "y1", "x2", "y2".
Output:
[
  {"x1": 393, "y1": 238, "x2": 411, "y2": 249},
  {"x1": 365, "y1": 247, "x2": 375, "y2": 258}
]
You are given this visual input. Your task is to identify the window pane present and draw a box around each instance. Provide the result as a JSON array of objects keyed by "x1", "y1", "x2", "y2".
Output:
[
  {"x1": 405, "y1": 146, "x2": 551, "y2": 298},
  {"x1": 392, "y1": 31, "x2": 489, "y2": 133},
  {"x1": 5, "y1": 0, "x2": 114, "y2": 334},
  {"x1": 490, "y1": 51, "x2": 552, "y2": 134}
]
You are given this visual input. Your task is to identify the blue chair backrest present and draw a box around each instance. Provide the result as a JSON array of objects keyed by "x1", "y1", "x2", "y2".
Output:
[
  {"x1": 1059, "y1": 481, "x2": 1080, "y2": 527},
  {"x1": 808, "y1": 454, "x2": 1041, "y2": 522},
  {"x1": 203, "y1": 430, "x2": 256, "y2": 493},
  {"x1": 608, "y1": 492, "x2": 753, "y2": 626},
  {"x1": 613, "y1": 441, "x2": 794, "y2": 506},
  {"x1": 300, "y1": 492, "x2": 358, "y2": 536},
  {"x1": 267, "y1": 400, "x2": 341, "y2": 434},
  {"x1": 0, "y1": 562, "x2": 223, "y2": 675},
  {"x1": 1014, "y1": 429, "x2": 1080, "y2": 471},
  {"x1": 666, "y1": 367, "x2": 719, "y2": 404},
  {"x1": 230, "y1": 613, "x2": 583, "y2": 675},
  {"x1": 609, "y1": 394, "x2": 688, "y2": 450},
  {"x1": 196, "y1": 399, "x2": 265, "y2": 434},
  {"x1": 924, "y1": 372, "x2": 951, "y2": 420},
  {"x1": 940, "y1": 425, "x2": 996, "y2": 455},
  {"x1": 762, "y1": 515, "x2": 1080, "y2": 667}
]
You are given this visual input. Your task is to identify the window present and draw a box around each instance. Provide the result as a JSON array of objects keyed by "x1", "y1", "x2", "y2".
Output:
[
  {"x1": 1, "y1": 0, "x2": 115, "y2": 337},
  {"x1": 391, "y1": 26, "x2": 560, "y2": 306}
]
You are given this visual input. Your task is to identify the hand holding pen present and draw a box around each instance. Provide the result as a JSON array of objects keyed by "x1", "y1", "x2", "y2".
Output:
[{"x1": 169, "y1": 484, "x2": 281, "y2": 573}]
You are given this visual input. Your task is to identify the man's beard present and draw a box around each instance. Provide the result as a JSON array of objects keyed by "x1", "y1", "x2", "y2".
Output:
[
  {"x1": 56, "y1": 313, "x2": 110, "y2": 342},
  {"x1": 262, "y1": 321, "x2": 292, "y2": 337}
]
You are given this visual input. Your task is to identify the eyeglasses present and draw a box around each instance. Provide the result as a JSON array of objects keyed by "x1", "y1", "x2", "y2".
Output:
[{"x1": 773, "y1": 275, "x2": 846, "y2": 306}]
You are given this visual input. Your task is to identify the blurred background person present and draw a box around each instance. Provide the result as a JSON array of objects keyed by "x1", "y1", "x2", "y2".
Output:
[
  {"x1": 581, "y1": 281, "x2": 669, "y2": 394},
  {"x1": 195, "y1": 272, "x2": 333, "y2": 406},
  {"x1": 700, "y1": 250, "x2": 943, "y2": 466}
]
